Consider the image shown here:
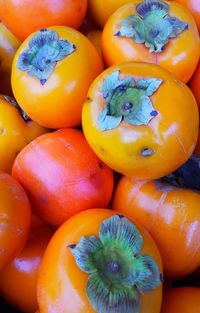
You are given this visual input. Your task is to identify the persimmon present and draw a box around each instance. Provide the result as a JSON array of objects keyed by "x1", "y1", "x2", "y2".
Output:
[
  {"x1": 0, "y1": 95, "x2": 47, "y2": 174},
  {"x1": 12, "y1": 129, "x2": 114, "y2": 226},
  {"x1": 82, "y1": 62, "x2": 199, "y2": 180},
  {"x1": 86, "y1": 30, "x2": 104, "y2": 59},
  {"x1": 0, "y1": 171, "x2": 31, "y2": 271},
  {"x1": 0, "y1": 216, "x2": 53, "y2": 313},
  {"x1": 161, "y1": 287, "x2": 200, "y2": 313},
  {"x1": 11, "y1": 26, "x2": 104, "y2": 129},
  {"x1": 102, "y1": 0, "x2": 200, "y2": 83},
  {"x1": 113, "y1": 175, "x2": 200, "y2": 278},
  {"x1": 37, "y1": 209, "x2": 163, "y2": 313},
  {"x1": 0, "y1": 23, "x2": 21, "y2": 96},
  {"x1": 87, "y1": 0, "x2": 134, "y2": 28},
  {"x1": 0, "y1": 0, "x2": 87, "y2": 41}
]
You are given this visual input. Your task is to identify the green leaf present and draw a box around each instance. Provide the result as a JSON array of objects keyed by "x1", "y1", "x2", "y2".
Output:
[
  {"x1": 134, "y1": 255, "x2": 162, "y2": 292},
  {"x1": 99, "y1": 215, "x2": 143, "y2": 256},
  {"x1": 70, "y1": 236, "x2": 102, "y2": 274},
  {"x1": 124, "y1": 95, "x2": 156, "y2": 125},
  {"x1": 116, "y1": 0, "x2": 188, "y2": 53},
  {"x1": 98, "y1": 73, "x2": 161, "y2": 131},
  {"x1": 166, "y1": 16, "x2": 188, "y2": 37},
  {"x1": 136, "y1": 0, "x2": 169, "y2": 18},
  {"x1": 119, "y1": 15, "x2": 145, "y2": 44},
  {"x1": 137, "y1": 78, "x2": 163, "y2": 96},
  {"x1": 102, "y1": 71, "x2": 134, "y2": 101},
  {"x1": 57, "y1": 40, "x2": 76, "y2": 60},
  {"x1": 102, "y1": 71, "x2": 121, "y2": 101},
  {"x1": 69, "y1": 214, "x2": 162, "y2": 312},
  {"x1": 98, "y1": 104, "x2": 122, "y2": 131},
  {"x1": 87, "y1": 273, "x2": 140, "y2": 313},
  {"x1": 98, "y1": 114, "x2": 122, "y2": 131},
  {"x1": 27, "y1": 61, "x2": 56, "y2": 83},
  {"x1": 17, "y1": 29, "x2": 76, "y2": 85},
  {"x1": 29, "y1": 29, "x2": 58, "y2": 49}
]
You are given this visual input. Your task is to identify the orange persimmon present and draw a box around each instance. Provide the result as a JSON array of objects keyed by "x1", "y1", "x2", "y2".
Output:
[
  {"x1": 37, "y1": 209, "x2": 163, "y2": 313},
  {"x1": 113, "y1": 176, "x2": 200, "y2": 278},
  {"x1": 0, "y1": 0, "x2": 87, "y2": 41},
  {"x1": 12, "y1": 129, "x2": 114, "y2": 226},
  {"x1": 102, "y1": 0, "x2": 200, "y2": 82}
]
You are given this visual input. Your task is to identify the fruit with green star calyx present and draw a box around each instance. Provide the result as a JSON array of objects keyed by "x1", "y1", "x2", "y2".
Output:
[
  {"x1": 11, "y1": 26, "x2": 104, "y2": 129},
  {"x1": 102, "y1": 0, "x2": 200, "y2": 83},
  {"x1": 37, "y1": 209, "x2": 163, "y2": 313},
  {"x1": 82, "y1": 62, "x2": 199, "y2": 180}
]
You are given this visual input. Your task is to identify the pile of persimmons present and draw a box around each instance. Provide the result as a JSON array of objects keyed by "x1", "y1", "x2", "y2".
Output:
[{"x1": 0, "y1": 0, "x2": 199, "y2": 312}]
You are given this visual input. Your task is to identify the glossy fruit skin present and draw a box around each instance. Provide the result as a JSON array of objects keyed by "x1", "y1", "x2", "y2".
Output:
[
  {"x1": 11, "y1": 26, "x2": 104, "y2": 129},
  {"x1": 174, "y1": 0, "x2": 200, "y2": 32},
  {"x1": 12, "y1": 129, "x2": 114, "y2": 226},
  {"x1": 0, "y1": 216, "x2": 53, "y2": 313},
  {"x1": 37, "y1": 209, "x2": 163, "y2": 313},
  {"x1": 102, "y1": 1, "x2": 200, "y2": 83},
  {"x1": 189, "y1": 60, "x2": 200, "y2": 109},
  {"x1": 0, "y1": 95, "x2": 47, "y2": 174},
  {"x1": 0, "y1": 23, "x2": 21, "y2": 96},
  {"x1": 0, "y1": 0, "x2": 87, "y2": 41},
  {"x1": 161, "y1": 287, "x2": 200, "y2": 313},
  {"x1": 112, "y1": 176, "x2": 200, "y2": 278},
  {"x1": 86, "y1": 30, "x2": 103, "y2": 60},
  {"x1": 0, "y1": 171, "x2": 31, "y2": 271},
  {"x1": 82, "y1": 62, "x2": 199, "y2": 180},
  {"x1": 88, "y1": 0, "x2": 134, "y2": 28}
]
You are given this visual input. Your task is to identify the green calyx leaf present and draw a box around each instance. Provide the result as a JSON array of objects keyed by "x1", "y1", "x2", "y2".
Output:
[
  {"x1": 115, "y1": 0, "x2": 188, "y2": 53},
  {"x1": 69, "y1": 215, "x2": 162, "y2": 313},
  {"x1": 17, "y1": 29, "x2": 76, "y2": 85},
  {"x1": 98, "y1": 70, "x2": 162, "y2": 131}
]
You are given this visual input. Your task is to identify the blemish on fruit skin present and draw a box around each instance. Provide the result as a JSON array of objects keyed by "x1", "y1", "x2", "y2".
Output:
[
  {"x1": 89, "y1": 173, "x2": 102, "y2": 188},
  {"x1": 98, "y1": 162, "x2": 104, "y2": 169},
  {"x1": 0, "y1": 128, "x2": 6, "y2": 135},
  {"x1": 99, "y1": 146, "x2": 107, "y2": 156},
  {"x1": 141, "y1": 148, "x2": 154, "y2": 157}
]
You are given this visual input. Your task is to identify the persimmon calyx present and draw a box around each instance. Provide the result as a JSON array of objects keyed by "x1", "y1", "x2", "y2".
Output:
[
  {"x1": 98, "y1": 70, "x2": 162, "y2": 131},
  {"x1": 115, "y1": 0, "x2": 188, "y2": 53},
  {"x1": 69, "y1": 215, "x2": 162, "y2": 313},
  {"x1": 17, "y1": 29, "x2": 76, "y2": 85}
]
